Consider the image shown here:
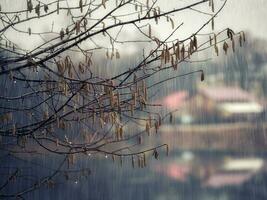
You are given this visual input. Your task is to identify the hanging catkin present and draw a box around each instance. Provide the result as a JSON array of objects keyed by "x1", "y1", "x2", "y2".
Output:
[
  {"x1": 12, "y1": 124, "x2": 16, "y2": 135},
  {"x1": 44, "y1": 4, "x2": 49, "y2": 13},
  {"x1": 223, "y1": 42, "x2": 229, "y2": 54},
  {"x1": 145, "y1": 122, "x2": 150, "y2": 136},
  {"x1": 79, "y1": 0, "x2": 83, "y2": 13},
  {"x1": 232, "y1": 38, "x2": 235, "y2": 52},
  {"x1": 209, "y1": 35, "x2": 212, "y2": 46},
  {"x1": 102, "y1": 0, "x2": 106, "y2": 9},
  {"x1": 132, "y1": 156, "x2": 135, "y2": 168},
  {"x1": 166, "y1": 145, "x2": 169, "y2": 156},
  {"x1": 170, "y1": 18, "x2": 174, "y2": 29},
  {"x1": 60, "y1": 28, "x2": 64, "y2": 40},
  {"x1": 57, "y1": 0, "x2": 59, "y2": 14},
  {"x1": 239, "y1": 34, "x2": 243, "y2": 47},
  {"x1": 148, "y1": 24, "x2": 152, "y2": 38},
  {"x1": 27, "y1": 0, "x2": 33, "y2": 12},
  {"x1": 201, "y1": 71, "x2": 205, "y2": 81},
  {"x1": 176, "y1": 41, "x2": 180, "y2": 60},
  {"x1": 211, "y1": 17, "x2": 214, "y2": 31}
]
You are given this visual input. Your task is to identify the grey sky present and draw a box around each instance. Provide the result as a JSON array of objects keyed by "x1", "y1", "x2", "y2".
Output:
[{"x1": 216, "y1": 0, "x2": 267, "y2": 40}]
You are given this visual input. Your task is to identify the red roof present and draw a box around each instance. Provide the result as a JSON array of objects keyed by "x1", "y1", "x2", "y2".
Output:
[
  {"x1": 160, "y1": 91, "x2": 189, "y2": 109},
  {"x1": 204, "y1": 172, "x2": 253, "y2": 188},
  {"x1": 199, "y1": 86, "x2": 255, "y2": 102}
]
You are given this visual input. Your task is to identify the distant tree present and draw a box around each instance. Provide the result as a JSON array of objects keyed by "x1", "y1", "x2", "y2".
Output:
[{"x1": 0, "y1": 0, "x2": 244, "y2": 198}]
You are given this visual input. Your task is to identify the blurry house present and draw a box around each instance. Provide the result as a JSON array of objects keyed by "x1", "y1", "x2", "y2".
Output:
[
  {"x1": 158, "y1": 91, "x2": 194, "y2": 124},
  {"x1": 193, "y1": 86, "x2": 263, "y2": 122},
  {"x1": 204, "y1": 158, "x2": 264, "y2": 188}
]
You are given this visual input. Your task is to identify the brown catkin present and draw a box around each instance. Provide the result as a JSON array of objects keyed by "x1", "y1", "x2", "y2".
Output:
[
  {"x1": 79, "y1": 0, "x2": 83, "y2": 12},
  {"x1": 132, "y1": 156, "x2": 135, "y2": 168},
  {"x1": 170, "y1": 18, "x2": 174, "y2": 29},
  {"x1": 102, "y1": 0, "x2": 106, "y2": 9},
  {"x1": 223, "y1": 42, "x2": 229, "y2": 55},
  {"x1": 232, "y1": 38, "x2": 235, "y2": 52},
  {"x1": 146, "y1": 122, "x2": 150, "y2": 136},
  {"x1": 148, "y1": 24, "x2": 152, "y2": 38},
  {"x1": 201, "y1": 71, "x2": 205, "y2": 81},
  {"x1": 239, "y1": 34, "x2": 242, "y2": 47},
  {"x1": 12, "y1": 124, "x2": 16, "y2": 135}
]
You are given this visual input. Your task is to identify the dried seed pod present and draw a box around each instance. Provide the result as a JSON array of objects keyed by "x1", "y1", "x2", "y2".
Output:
[
  {"x1": 130, "y1": 103, "x2": 134, "y2": 116},
  {"x1": 57, "y1": 117, "x2": 60, "y2": 128},
  {"x1": 132, "y1": 92, "x2": 137, "y2": 106},
  {"x1": 154, "y1": 10, "x2": 158, "y2": 24},
  {"x1": 211, "y1": 0, "x2": 214, "y2": 12},
  {"x1": 78, "y1": 63, "x2": 84, "y2": 74},
  {"x1": 138, "y1": 156, "x2": 141, "y2": 168},
  {"x1": 232, "y1": 38, "x2": 235, "y2": 52},
  {"x1": 145, "y1": 122, "x2": 150, "y2": 136},
  {"x1": 148, "y1": 24, "x2": 152, "y2": 38},
  {"x1": 106, "y1": 50, "x2": 109, "y2": 59},
  {"x1": 160, "y1": 49, "x2": 165, "y2": 61},
  {"x1": 170, "y1": 18, "x2": 174, "y2": 29},
  {"x1": 242, "y1": 31, "x2": 246, "y2": 42},
  {"x1": 138, "y1": 136, "x2": 142, "y2": 144},
  {"x1": 60, "y1": 28, "x2": 64, "y2": 40},
  {"x1": 209, "y1": 35, "x2": 212, "y2": 46},
  {"x1": 171, "y1": 56, "x2": 177, "y2": 70},
  {"x1": 211, "y1": 17, "x2": 214, "y2": 31},
  {"x1": 84, "y1": 18, "x2": 88, "y2": 30},
  {"x1": 27, "y1": 0, "x2": 33, "y2": 12},
  {"x1": 44, "y1": 4, "x2": 49, "y2": 13},
  {"x1": 201, "y1": 71, "x2": 205, "y2": 81},
  {"x1": 119, "y1": 126, "x2": 123, "y2": 139},
  {"x1": 75, "y1": 21, "x2": 81, "y2": 35},
  {"x1": 65, "y1": 27, "x2": 69, "y2": 35},
  {"x1": 158, "y1": 115, "x2": 162, "y2": 126},
  {"x1": 99, "y1": 118, "x2": 104, "y2": 128},
  {"x1": 43, "y1": 111, "x2": 49, "y2": 120},
  {"x1": 223, "y1": 42, "x2": 229, "y2": 54},
  {"x1": 214, "y1": 33, "x2": 217, "y2": 45},
  {"x1": 57, "y1": 0, "x2": 59, "y2": 14},
  {"x1": 169, "y1": 113, "x2": 173, "y2": 123},
  {"x1": 28, "y1": 27, "x2": 31, "y2": 35},
  {"x1": 188, "y1": 46, "x2": 191, "y2": 58},
  {"x1": 143, "y1": 153, "x2": 147, "y2": 167},
  {"x1": 227, "y1": 28, "x2": 234, "y2": 40},
  {"x1": 120, "y1": 156, "x2": 123, "y2": 167},
  {"x1": 155, "y1": 121, "x2": 159, "y2": 133},
  {"x1": 102, "y1": 0, "x2": 106, "y2": 9},
  {"x1": 116, "y1": 50, "x2": 120, "y2": 59},
  {"x1": 148, "y1": 115, "x2": 152, "y2": 127},
  {"x1": 12, "y1": 124, "x2": 16, "y2": 135},
  {"x1": 181, "y1": 44, "x2": 185, "y2": 60},
  {"x1": 239, "y1": 34, "x2": 243, "y2": 47},
  {"x1": 214, "y1": 45, "x2": 219, "y2": 56},
  {"x1": 79, "y1": 0, "x2": 83, "y2": 13},
  {"x1": 102, "y1": 22, "x2": 106, "y2": 36},
  {"x1": 132, "y1": 156, "x2": 135, "y2": 168},
  {"x1": 166, "y1": 145, "x2": 169, "y2": 156},
  {"x1": 153, "y1": 149, "x2": 159, "y2": 160},
  {"x1": 193, "y1": 35, "x2": 198, "y2": 50},
  {"x1": 176, "y1": 41, "x2": 180, "y2": 60}
]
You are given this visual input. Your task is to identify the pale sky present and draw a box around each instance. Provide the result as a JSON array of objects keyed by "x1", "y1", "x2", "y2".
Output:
[
  {"x1": 1, "y1": 0, "x2": 267, "y2": 56},
  {"x1": 215, "y1": 0, "x2": 267, "y2": 40}
]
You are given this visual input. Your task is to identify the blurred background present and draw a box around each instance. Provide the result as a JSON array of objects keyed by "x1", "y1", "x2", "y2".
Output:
[{"x1": 1, "y1": 0, "x2": 267, "y2": 199}]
